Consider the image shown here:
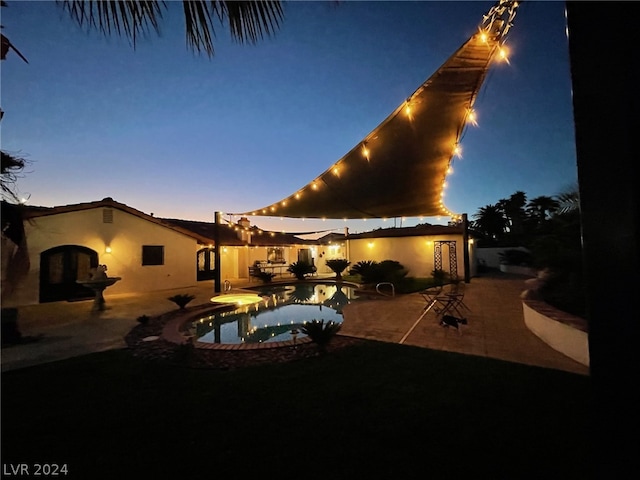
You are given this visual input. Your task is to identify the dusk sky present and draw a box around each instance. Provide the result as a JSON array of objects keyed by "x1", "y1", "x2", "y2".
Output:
[{"x1": 1, "y1": 1, "x2": 577, "y2": 234}]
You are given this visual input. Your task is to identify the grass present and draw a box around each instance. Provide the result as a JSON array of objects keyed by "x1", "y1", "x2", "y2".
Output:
[{"x1": 1, "y1": 341, "x2": 591, "y2": 479}]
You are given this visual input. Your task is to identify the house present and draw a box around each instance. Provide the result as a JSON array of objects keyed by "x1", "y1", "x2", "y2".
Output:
[
  {"x1": 339, "y1": 224, "x2": 477, "y2": 281},
  {"x1": 1, "y1": 198, "x2": 474, "y2": 307},
  {"x1": 0, "y1": 198, "x2": 317, "y2": 307}
]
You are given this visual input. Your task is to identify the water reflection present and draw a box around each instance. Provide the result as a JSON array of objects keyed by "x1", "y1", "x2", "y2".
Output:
[{"x1": 192, "y1": 283, "x2": 358, "y2": 345}]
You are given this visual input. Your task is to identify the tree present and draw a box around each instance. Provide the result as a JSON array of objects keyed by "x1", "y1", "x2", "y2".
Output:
[
  {"x1": 1, "y1": 1, "x2": 29, "y2": 203},
  {"x1": 57, "y1": 0, "x2": 285, "y2": 57},
  {"x1": 472, "y1": 204, "x2": 507, "y2": 241},
  {"x1": 526, "y1": 195, "x2": 559, "y2": 223},
  {"x1": 497, "y1": 191, "x2": 527, "y2": 235}
]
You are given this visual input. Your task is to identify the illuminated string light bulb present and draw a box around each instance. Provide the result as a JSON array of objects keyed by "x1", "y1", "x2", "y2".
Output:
[
  {"x1": 480, "y1": 30, "x2": 489, "y2": 43},
  {"x1": 447, "y1": 166, "x2": 454, "y2": 175},
  {"x1": 453, "y1": 144, "x2": 462, "y2": 158},
  {"x1": 497, "y1": 46, "x2": 510, "y2": 63},
  {"x1": 362, "y1": 144, "x2": 370, "y2": 161},
  {"x1": 466, "y1": 108, "x2": 478, "y2": 126},
  {"x1": 332, "y1": 166, "x2": 339, "y2": 176},
  {"x1": 295, "y1": 192, "x2": 301, "y2": 199},
  {"x1": 404, "y1": 100, "x2": 413, "y2": 120},
  {"x1": 311, "y1": 182, "x2": 318, "y2": 190}
]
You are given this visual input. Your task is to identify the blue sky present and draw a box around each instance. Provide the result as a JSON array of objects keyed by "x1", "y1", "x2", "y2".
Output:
[{"x1": 1, "y1": 1, "x2": 577, "y2": 234}]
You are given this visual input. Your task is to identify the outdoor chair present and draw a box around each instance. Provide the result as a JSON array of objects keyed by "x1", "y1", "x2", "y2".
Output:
[
  {"x1": 434, "y1": 281, "x2": 470, "y2": 320},
  {"x1": 248, "y1": 266, "x2": 262, "y2": 283},
  {"x1": 416, "y1": 285, "x2": 445, "y2": 322}
]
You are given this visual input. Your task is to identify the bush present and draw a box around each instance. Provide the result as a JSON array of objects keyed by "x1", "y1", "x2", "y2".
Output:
[
  {"x1": 431, "y1": 269, "x2": 449, "y2": 286},
  {"x1": 287, "y1": 261, "x2": 316, "y2": 280},
  {"x1": 348, "y1": 260, "x2": 377, "y2": 279},
  {"x1": 498, "y1": 249, "x2": 532, "y2": 266},
  {"x1": 348, "y1": 259, "x2": 408, "y2": 285},
  {"x1": 168, "y1": 294, "x2": 196, "y2": 309},
  {"x1": 301, "y1": 319, "x2": 342, "y2": 352},
  {"x1": 256, "y1": 271, "x2": 276, "y2": 283},
  {"x1": 325, "y1": 259, "x2": 351, "y2": 279}
]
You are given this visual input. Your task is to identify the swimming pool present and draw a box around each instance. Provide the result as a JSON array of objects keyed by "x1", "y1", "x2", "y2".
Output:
[{"x1": 192, "y1": 282, "x2": 359, "y2": 345}]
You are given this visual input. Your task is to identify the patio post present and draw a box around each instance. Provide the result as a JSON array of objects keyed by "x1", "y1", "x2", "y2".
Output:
[
  {"x1": 214, "y1": 211, "x2": 221, "y2": 293},
  {"x1": 462, "y1": 213, "x2": 470, "y2": 283}
]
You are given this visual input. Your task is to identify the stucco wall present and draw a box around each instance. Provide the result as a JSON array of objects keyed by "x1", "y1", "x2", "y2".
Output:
[
  {"x1": 6, "y1": 208, "x2": 200, "y2": 305},
  {"x1": 476, "y1": 246, "x2": 530, "y2": 269},
  {"x1": 347, "y1": 234, "x2": 474, "y2": 279}
]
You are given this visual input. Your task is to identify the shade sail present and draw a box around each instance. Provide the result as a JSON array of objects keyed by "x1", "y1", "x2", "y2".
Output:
[{"x1": 235, "y1": 1, "x2": 518, "y2": 220}]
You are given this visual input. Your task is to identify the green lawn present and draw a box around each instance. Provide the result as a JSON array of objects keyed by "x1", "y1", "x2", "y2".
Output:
[{"x1": 1, "y1": 341, "x2": 591, "y2": 479}]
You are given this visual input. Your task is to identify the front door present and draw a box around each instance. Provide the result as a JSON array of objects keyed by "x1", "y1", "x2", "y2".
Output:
[{"x1": 39, "y1": 245, "x2": 99, "y2": 303}]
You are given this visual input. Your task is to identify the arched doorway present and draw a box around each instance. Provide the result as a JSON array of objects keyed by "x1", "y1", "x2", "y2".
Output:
[
  {"x1": 39, "y1": 245, "x2": 99, "y2": 303},
  {"x1": 197, "y1": 247, "x2": 216, "y2": 281}
]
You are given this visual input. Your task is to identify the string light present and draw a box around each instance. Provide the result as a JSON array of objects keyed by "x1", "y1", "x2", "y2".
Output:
[
  {"x1": 361, "y1": 143, "x2": 370, "y2": 161},
  {"x1": 466, "y1": 108, "x2": 478, "y2": 126},
  {"x1": 230, "y1": 1, "x2": 516, "y2": 222},
  {"x1": 453, "y1": 144, "x2": 462, "y2": 158},
  {"x1": 497, "y1": 45, "x2": 510, "y2": 63}
]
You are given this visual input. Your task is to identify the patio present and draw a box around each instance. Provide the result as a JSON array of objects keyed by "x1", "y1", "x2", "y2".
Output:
[{"x1": 1, "y1": 271, "x2": 588, "y2": 376}]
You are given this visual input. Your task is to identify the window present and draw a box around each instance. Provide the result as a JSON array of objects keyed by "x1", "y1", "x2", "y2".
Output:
[
  {"x1": 267, "y1": 247, "x2": 285, "y2": 264},
  {"x1": 142, "y1": 245, "x2": 164, "y2": 266}
]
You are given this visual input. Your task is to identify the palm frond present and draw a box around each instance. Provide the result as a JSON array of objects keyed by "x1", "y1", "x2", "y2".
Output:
[
  {"x1": 59, "y1": 1, "x2": 283, "y2": 57},
  {"x1": 1, "y1": 151, "x2": 28, "y2": 202},
  {"x1": 213, "y1": 0, "x2": 284, "y2": 45},
  {"x1": 58, "y1": 0, "x2": 165, "y2": 48},
  {"x1": 183, "y1": 0, "x2": 216, "y2": 56}
]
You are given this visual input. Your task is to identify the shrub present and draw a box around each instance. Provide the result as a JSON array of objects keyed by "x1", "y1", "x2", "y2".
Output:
[
  {"x1": 256, "y1": 271, "x2": 276, "y2": 283},
  {"x1": 287, "y1": 261, "x2": 315, "y2": 280},
  {"x1": 301, "y1": 319, "x2": 342, "y2": 352},
  {"x1": 368, "y1": 260, "x2": 408, "y2": 285},
  {"x1": 498, "y1": 249, "x2": 532, "y2": 266},
  {"x1": 348, "y1": 259, "x2": 408, "y2": 285},
  {"x1": 348, "y1": 260, "x2": 377, "y2": 280},
  {"x1": 431, "y1": 269, "x2": 449, "y2": 286},
  {"x1": 325, "y1": 259, "x2": 351, "y2": 279},
  {"x1": 168, "y1": 293, "x2": 196, "y2": 309}
]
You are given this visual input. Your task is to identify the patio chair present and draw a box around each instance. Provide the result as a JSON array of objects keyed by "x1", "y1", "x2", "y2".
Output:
[
  {"x1": 248, "y1": 266, "x2": 262, "y2": 283},
  {"x1": 416, "y1": 285, "x2": 445, "y2": 322},
  {"x1": 434, "y1": 281, "x2": 470, "y2": 320}
]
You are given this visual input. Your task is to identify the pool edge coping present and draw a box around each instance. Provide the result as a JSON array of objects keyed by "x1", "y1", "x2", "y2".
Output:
[{"x1": 161, "y1": 282, "x2": 359, "y2": 350}]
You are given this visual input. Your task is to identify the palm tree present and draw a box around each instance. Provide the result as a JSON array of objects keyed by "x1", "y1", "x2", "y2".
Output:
[
  {"x1": 498, "y1": 191, "x2": 527, "y2": 235},
  {"x1": 527, "y1": 195, "x2": 560, "y2": 222},
  {"x1": 57, "y1": 0, "x2": 284, "y2": 57},
  {"x1": 554, "y1": 187, "x2": 580, "y2": 216},
  {"x1": 472, "y1": 204, "x2": 507, "y2": 241}
]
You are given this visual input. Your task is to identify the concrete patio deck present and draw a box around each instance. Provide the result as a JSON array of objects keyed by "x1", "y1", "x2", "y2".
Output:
[{"x1": 0, "y1": 272, "x2": 589, "y2": 375}]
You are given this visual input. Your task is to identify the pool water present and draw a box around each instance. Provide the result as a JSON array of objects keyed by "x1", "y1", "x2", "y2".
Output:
[{"x1": 192, "y1": 282, "x2": 358, "y2": 345}]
